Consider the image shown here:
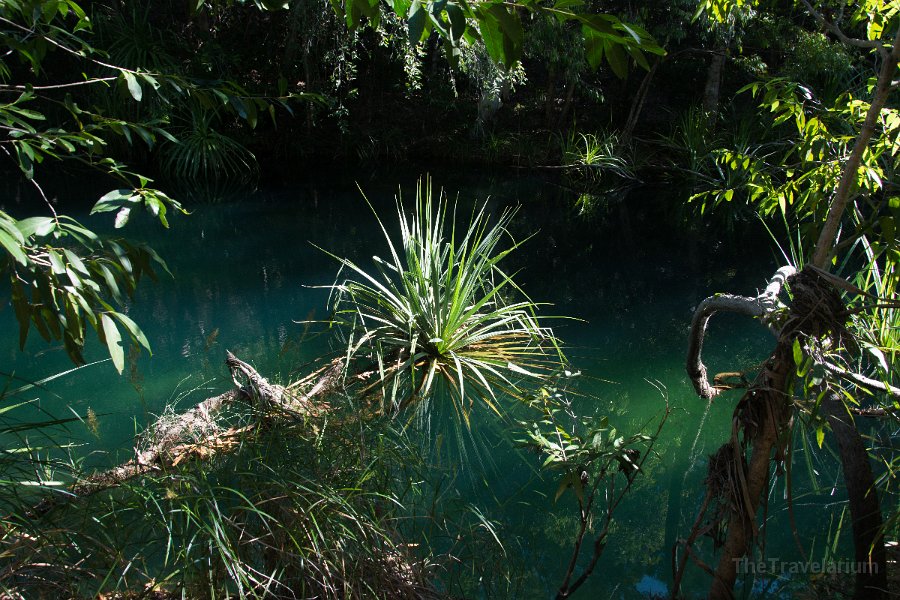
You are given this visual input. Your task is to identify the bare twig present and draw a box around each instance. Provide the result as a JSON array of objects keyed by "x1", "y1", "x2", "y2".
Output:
[
  {"x1": 0, "y1": 78, "x2": 117, "y2": 91},
  {"x1": 0, "y1": 146, "x2": 57, "y2": 220}
]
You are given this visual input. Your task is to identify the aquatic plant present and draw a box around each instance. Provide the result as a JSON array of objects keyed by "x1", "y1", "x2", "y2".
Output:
[
  {"x1": 558, "y1": 129, "x2": 635, "y2": 182},
  {"x1": 159, "y1": 106, "x2": 259, "y2": 185},
  {"x1": 325, "y1": 178, "x2": 566, "y2": 423}
]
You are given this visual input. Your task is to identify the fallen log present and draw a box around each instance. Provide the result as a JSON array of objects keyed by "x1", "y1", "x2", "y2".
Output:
[{"x1": 28, "y1": 350, "x2": 339, "y2": 517}]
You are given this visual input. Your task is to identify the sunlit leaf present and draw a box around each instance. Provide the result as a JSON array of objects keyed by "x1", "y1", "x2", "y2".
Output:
[{"x1": 100, "y1": 313, "x2": 124, "y2": 373}]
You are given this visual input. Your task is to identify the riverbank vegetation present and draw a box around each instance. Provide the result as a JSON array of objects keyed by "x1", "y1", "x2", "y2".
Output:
[{"x1": 1, "y1": 0, "x2": 899, "y2": 598}]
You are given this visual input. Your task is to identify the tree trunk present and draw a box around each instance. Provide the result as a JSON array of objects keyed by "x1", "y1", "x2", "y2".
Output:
[
  {"x1": 545, "y1": 65, "x2": 557, "y2": 129},
  {"x1": 690, "y1": 16, "x2": 900, "y2": 598},
  {"x1": 821, "y1": 393, "x2": 888, "y2": 599},
  {"x1": 556, "y1": 79, "x2": 577, "y2": 130},
  {"x1": 702, "y1": 49, "x2": 726, "y2": 120},
  {"x1": 811, "y1": 26, "x2": 900, "y2": 268},
  {"x1": 709, "y1": 341, "x2": 794, "y2": 599},
  {"x1": 622, "y1": 60, "x2": 659, "y2": 142},
  {"x1": 703, "y1": 268, "x2": 855, "y2": 598}
]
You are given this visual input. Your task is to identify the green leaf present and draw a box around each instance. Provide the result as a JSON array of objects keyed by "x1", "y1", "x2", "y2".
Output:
[
  {"x1": 122, "y1": 71, "x2": 142, "y2": 102},
  {"x1": 475, "y1": 8, "x2": 505, "y2": 65},
  {"x1": 100, "y1": 313, "x2": 124, "y2": 374},
  {"x1": 880, "y1": 216, "x2": 895, "y2": 244},
  {"x1": 97, "y1": 264, "x2": 123, "y2": 304},
  {"x1": 408, "y1": 0, "x2": 426, "y2": 45},
  {"x1": 446, "y1": 3, "x2": 466, "y2": 42},
  {"x1": 11, "y1": 279, "x2": 30, "y2": 349},
  {"x1": 246, "y1": 100, "x2": 258, "y2": 129},
  {"x1": 92, "y1": 189, "x2": 133, "y2": 214},
  {"x1": 48, "y1": 249, "x2": 66, "y2": 275},
  {"x1": 554, "y1": 472, "x2": 572, "y2": 502},
  {"x1": 553, "y1": 0, "x2": 585, "y2": 10},
  {"x1": 0, "y1": 229, "x2": 28, "y2": 266},
  {"x1": 792, "y1": 338, "x2": 803, "y2": 366},
  {"x1": 16, "y1": 216, "x2": 56, "y2": 238},
  {"x1": 114, "y1": 206, "x2": 132, "y2": 228},
  {"x1": 387, "y1": 0, "x2": 411, "y2": 17},
  {"x1": 487, "y1": 4, "x2": 523, "y2": 67},
  {"x1": 111, "y1": 311, "x2": 151, "y2": 353},
  {"x1": 603, "y1": 39, "x2": 628, "y2": 78},
  {"x1": 816, "y1": 425, "x2": 825, "y2": 449},
  {"x1": 63, "y1": 249, "x2": 90, "y2": 276}
]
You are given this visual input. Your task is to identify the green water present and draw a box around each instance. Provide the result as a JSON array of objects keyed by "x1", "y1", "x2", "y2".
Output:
[{"x1": 1, "y1": 168, "x2": 852, "y2": 598}]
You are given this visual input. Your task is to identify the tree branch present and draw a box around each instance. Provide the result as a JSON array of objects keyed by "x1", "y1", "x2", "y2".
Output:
[
  {"x1": 26, "y1": 351, "x2": 342, "y2": 517},
  {"x1": 686, "y1": 266, "x2": 795, "y2": 398},
  {"x1": 0, "y1": 78, "x2": 116, "y2": 91},
  {"x1": 0, "y1": 145, "x2": 58, "y2": 220},
  {"x1": 822, "y1": 361, "x2": 900, "y2": 399},
  {"x1": 555, "y1": 399, "x2": 670, "y2": 599},
  {"x1": 812, "y1": 24, "x2": 900, "y2": 267},
  {"x1": 800, "y1": 0, "x2": 885, "y2": 51}
]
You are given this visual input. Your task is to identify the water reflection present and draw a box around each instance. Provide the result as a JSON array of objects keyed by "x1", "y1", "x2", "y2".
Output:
[{"x1": 0, "y1": 168, "x2": 848, "y2": 598}]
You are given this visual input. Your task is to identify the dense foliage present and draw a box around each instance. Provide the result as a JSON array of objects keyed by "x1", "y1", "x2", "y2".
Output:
[{"x1": 1, "y1": 0, "x2": 899, "y2": 598}]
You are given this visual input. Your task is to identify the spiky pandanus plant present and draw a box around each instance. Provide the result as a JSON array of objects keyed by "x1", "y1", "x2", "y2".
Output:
[{"x1": 325, "y1": 178, "x2": 566, "y2": 424}]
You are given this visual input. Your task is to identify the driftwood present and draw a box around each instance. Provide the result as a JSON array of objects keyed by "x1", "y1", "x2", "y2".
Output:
[
  {"x1": 9, "y1": 351, "x2": 445, "y2": 600},
  {"x1": 28, "y1": 351, "x2": 344, "y2": 517}
]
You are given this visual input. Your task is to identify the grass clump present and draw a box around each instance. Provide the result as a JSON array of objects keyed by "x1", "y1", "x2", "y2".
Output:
[
  {"x1": 0, "y1": 395, "x2": 441, "y2": 599},
  {"x1": 325, "y1": 177, "x2": 566, "y2": 424}
]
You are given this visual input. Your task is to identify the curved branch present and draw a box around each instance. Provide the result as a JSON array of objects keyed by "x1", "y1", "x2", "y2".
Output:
[
  {"x1": 686, "y1": 266, "x2": 796, "y2": 399},
  {"x1": 687, "y1": 294, "x2": 764, "y2": 398},
  {"x1": 800, "y1": 0, "x2": 885, "y2": 50}
]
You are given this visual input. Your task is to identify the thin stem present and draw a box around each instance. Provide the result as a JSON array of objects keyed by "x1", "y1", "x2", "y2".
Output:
[
  {"x1": 0, "y1": 78, "x2": 116, "y2": 91},
  {"x1": 555, "y1": 400, "x2": 670, "y2": 599},
  {"x1": 0, "y1": 145, "x2": 58, "y2": 220}
]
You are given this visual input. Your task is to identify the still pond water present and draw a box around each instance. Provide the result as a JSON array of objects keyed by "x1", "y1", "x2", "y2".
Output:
[{"x1": 1, "y1": 166, "x2": 852, "y2": 598}]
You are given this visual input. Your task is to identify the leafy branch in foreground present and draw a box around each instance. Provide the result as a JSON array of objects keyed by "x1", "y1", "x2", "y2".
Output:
[
  {"x1": 1, "y1": 0, "x2": 322, "y2": 370},
  {"x1": 325, "y1": 177, "x2": 566, "y2": 423},
  {"x1": 519, "y1": 382, "x2": 669, "y2": 600},
  {"x1": 2, "y1": 210, "x2": 166, "y2": 372}
]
